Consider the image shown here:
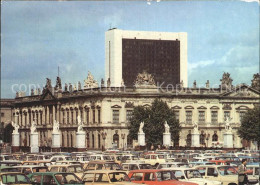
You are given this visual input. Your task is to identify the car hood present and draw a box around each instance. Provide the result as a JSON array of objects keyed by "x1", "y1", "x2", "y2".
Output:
[{"x1": 181, "y1": 178, "x2": 221, "y2": 185}]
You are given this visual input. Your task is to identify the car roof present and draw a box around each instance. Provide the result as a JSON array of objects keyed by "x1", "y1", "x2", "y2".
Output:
[
  {"x1": 84, "y1": 170, "x2": 127, "y2": 174},
  {"x1": 129, "y1": 169, "x2": 172, "y2": 173}
]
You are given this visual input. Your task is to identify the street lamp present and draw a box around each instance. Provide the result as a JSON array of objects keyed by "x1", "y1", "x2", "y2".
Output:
[
  {"x1": 121, "y1": 134, "x2": 125, "y2": 151},
  {"x1": 101, "y1": 132, "x2": 107, "y2": 151}
]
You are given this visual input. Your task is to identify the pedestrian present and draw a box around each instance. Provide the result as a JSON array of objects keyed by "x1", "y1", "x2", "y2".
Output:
[{"x1": 238, "y1": 159, "x2": 248, "y2": 185}]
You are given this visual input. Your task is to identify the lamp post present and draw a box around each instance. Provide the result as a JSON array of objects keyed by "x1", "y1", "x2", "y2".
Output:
[
  {"x1": 121, "y1": 133, "x2": 125, "y2": 151},
  {"x1": 101, "y1": 132, "x2": 107, "y2": 151}
]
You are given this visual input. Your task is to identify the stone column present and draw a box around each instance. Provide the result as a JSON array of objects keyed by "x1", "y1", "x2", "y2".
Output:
[
  {"x1": 46, "y1": 106, "x2": 49, "y2": 124},
  {"x1": 223, "y1": 131, "x2": 233, "y2": 149},
  {"x1": 30, "y1": 132, "x2": 39, "y2": 153},
  {"x1": 52, "y1": 105, "x2": 56, "y2": 125},
  {"x1": 52, "y1": 131, "x2": 61, "y2": 152},
  {"x1": 42, "y1": 107, "x2": 45, "y2": 125},
  {"x1": 22, "y1": 111, "x2": 26, "y2": 126},
  {"x1": 191, "y1": 132, "x2": 200, "y2": 148},
  {"x1": 73, "y1": 108, "x2": 77, "y2": 124},
  {"x1": 38, "y1": 111, "x2": 41, "y2": 125},
  {"x1": 26, "y1": 111, "x2": 29, "y2": 125},
  {"x1": 64, "y1": 109, "x2": 67, "y2": 124},
  {"x1": 163, "y1": 133, "x2": 171, "y2": 147},
  {"x1": 138, "y1": 132, "x2": 145, "y2": 146},
  {"x1": 12, "y1": 133, "x2": 20, "y2": 152},
  {"x1": 57, "y1": 104, "x2": 60, "y2": 122}
]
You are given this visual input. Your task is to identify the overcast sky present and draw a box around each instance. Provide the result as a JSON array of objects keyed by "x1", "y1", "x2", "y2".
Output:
[{"x1": 1, "y1": 0, "x2": 259, "y2": 98}]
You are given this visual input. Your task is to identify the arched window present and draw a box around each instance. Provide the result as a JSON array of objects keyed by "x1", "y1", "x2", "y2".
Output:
[
  {"x1": 92, "y1": 134, "x2": 95, "y2": 148},
  {"x1": 200, "y1": 133, "x2": 205, "y2": 145},
  {"x1": 98, "y1": 134, "x2": 101, "y2": 149},
  {"x1": 86, "y1": 133, "x2": 90, "y2": 148},
  {"x1": 127, "y1": 135, "x2": 133, "y2": 148},
  {"x1": 113, "y1": 133, "x2": 119, "y2": 148}
]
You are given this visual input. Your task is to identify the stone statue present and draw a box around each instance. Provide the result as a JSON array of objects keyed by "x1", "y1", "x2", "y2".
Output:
[
  {"x1": 38, "y1": 88, "x2": 41, "y2": 95},
  {"x1": 53, "y1": 120, "x2": 60, "y2": 134},
  {"x1": 78, "y1": 81, "x2": 81, "y2": 90},
  {"x1": 251, "y1": 73, "x2": 260, "y2": 90},
  {"x1": 31, "y1": 89, "x2": 34, "y2": 96},
  {"x1": 30, "y1": 121, "x2": 37, "y2": 134},
  {"x1": 220, "y1": 72, "x2": 233, "y2": 89},
  {"x1": 77, "y1": 115, "x2": 84, "y2": 133},
  {"x1": 139, "y1": 122, "x2": 144, "y2": 134},
  {"x1": 193, "y1": 121, "x2": 199, "y2": 133},
  {"x1": 193, "y1": 80, "x2": 197, "y2": 88},
  {"x1": 55, "y1": 76, "x2": 62, "y2": 90},
  {"x1": 16, "y1": 92, "x2": 19, "y2": 97},
  {"x1": 101, "y1": 78, "x2": 105, "y2": 87},
  {"x1": 135, "y1": 71, "x2": 156, "y2": 87},
  {"x1": 45, "y1": 78, "x2": 52, "y2": 89},
  {"x1": 164, "y1": 121, "x2": 170, "y2": 133},
  {"x1": 69, "y1": 83, "x2": 72, "y2": 92},
  {"x1": 11, "y1": 121, "x2": 19, "y2": 134},
  {"x1": 225, "y1": 117, "x2": 233, "y2": 132},
  {"x1": 84, "y1": 71, "x2": 99, "y2": 89},
  {"x1": 64, "y1": 83, "x2": 68, "y2": 91},
  {"x1": 180, "y1": 80, "x2": 184, "y2": 88},
  {"x1": 107, "y1": 78, "x2": 111, "y2": 87},
  {"x1": 73, "y1": 83, "x2": 77, "y2": 91},
  {"x1": 206, "y1": 80, "x2": 210, "y2": 88}
]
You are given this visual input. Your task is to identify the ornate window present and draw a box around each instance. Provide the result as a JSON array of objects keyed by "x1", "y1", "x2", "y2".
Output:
[
  {"x1": 113, "y1": 110, "x2": 120, "y2": 123},
  {"x1": 126, "y1": 110, "x2": 133, "y2": 122},
  {"x1": 92, "y1": 109, "x2": 95, "y2": 123},
  {"x1": 224, "y1": 111, "x2": 230, "y2": 121},
  {"x1": 174, "y1": 111, "x2": 180, "y2": 122},
  {"x1": 239, "y1": 111, "x2": 246, "y2": 122},
  {"x1": 211, "y1": 111, "x2": 218, "y2": 124},
  {"x1": 186, "y1": 111, "x2": 192, "y2": 124},
  {"x1": 98, "y1": 109, "x2": 101, "y2": 123},
  {"x1": 198, "y1": 111, "x2": 205, "y2": 123}
]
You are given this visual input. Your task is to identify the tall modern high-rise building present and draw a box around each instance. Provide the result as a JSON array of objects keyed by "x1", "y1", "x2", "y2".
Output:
[{"x1": 105, "y1": 29, "x2": 188, "y2": 87}]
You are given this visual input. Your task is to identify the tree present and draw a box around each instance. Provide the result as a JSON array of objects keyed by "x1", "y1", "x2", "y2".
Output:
[
  {"x1": 129, "y1": 99, "x2": 180, "y2": 147},
  {"x1": 238, "y1": 106, "x2": 260, "y2": 148}
]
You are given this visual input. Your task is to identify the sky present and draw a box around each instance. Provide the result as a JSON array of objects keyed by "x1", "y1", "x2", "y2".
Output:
[{"x1": 1, "y1": 0, "x2": 259, "y2": 98}]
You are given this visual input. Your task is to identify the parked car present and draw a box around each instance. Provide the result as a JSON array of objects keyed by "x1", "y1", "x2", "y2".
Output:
[
  {"x1": 142, "y1": 154, "x2": 166, "y2": 167},
  {"x1": 166, "y1": 167, "x2": 222, "y2": 185},
  {"x1": 83, "y1": 161, "x2": 122, "y2": 171},
  {"x1": 81, "y1": 170, "x2": 137, "y2": 184},
  {"x1": 128, "y1": 169, "x2": 198, "y2": 185},
  {"x1": 195, "y1": 165, "x2": 238, "y2": 185},
  {"x1": 246, "y1": 165, "x2": 259, "y2": 184},
  {"x1": 0, "y1": 172, "x2": 32, "y2": 185},
  {"x1": 121, "y1": 162, "x2": 153, "y2": 171},
  {"x1": 28, "y1": 172, "x2": 84, "y2": 185},
  {"x1": 49, "y1": 164, "x2": 84, "y2": 178}
]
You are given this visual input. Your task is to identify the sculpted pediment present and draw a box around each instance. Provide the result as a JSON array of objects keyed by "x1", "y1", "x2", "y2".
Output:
[
  {"x1": 221, "y1": 84, "x2": 260, "y2": 98},
  {"x1": 41, "y1": 88, "x2": 56, "y2": 101}
]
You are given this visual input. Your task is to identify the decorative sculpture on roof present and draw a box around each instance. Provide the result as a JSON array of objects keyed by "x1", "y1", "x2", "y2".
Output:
[
  {"x1": 53, "y1": 120, "x2": 60, "y2": 134},
  {"x1": 206, "y1": 80, "x2": 210, "y2": 88},
  {"x1": 101, "y1": 78, "x2": 105, "y2": 87},
  {"x1": 64, "y1": 83, "x2": 68, "y2": 91},
  {"x1": 135, "y1": 71, "x2": 156, "y2": 87},
  {"x1": 45, "y1": 78, "x2": 52, "y2": 89},
  {"x1": 69, "y1": 83, "x2": 72, "y2": 92},
  {"x1": 121, "y1": 79, "x2": 125, "y2": 87},
  {"x1": 31, "y1": 89, "x2": 34, "y2": 96},
  {"x1": 78, "y1": 81, "x2": 81, "y2": 91},
  {"x1": 164, "y1": 121, "x2": 170, "y2": 134},
  {"x1": 220, "y1": 72, "x2": 233, "y2": 89},
  {"x1": 55, "y1": 76, "x2": 62, "y2": 90},
  {"x1": 73, "y1": 83, "x2": 77, "y2": 91},
  {"x1": 12, "y1": 121, "x2": 19, "y2": 134},
  {"x1": 84, "y1": 71, "x2": 98, "y2": 89},
  {"x1": 193, "y1": 80, "x2": 197, "y2": 88},
  {"x1": 139, "y1": 122, "x2": 144, "y2": 134},
  {"x1": 251, "y1": 73, "x2": 260, "y2": 90},
  {"x1": 107, "y1": 78, "x2": 111, "y2": 87}
]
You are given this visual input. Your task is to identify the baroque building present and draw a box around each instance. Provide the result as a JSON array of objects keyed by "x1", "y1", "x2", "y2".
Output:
[{"x1": 11, "y1": 72, "x2": 260, "y2": 151}]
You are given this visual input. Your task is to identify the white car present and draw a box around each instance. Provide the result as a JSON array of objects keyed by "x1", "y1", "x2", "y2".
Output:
[{"x1": 165, "y1": 167, "x2": 222, "y2": 185}]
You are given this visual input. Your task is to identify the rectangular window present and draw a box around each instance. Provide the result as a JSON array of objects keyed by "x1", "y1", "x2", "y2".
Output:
[
  {"x1": 86, "y1": 109, "x2": 89, "y2": 124},
  {"x1": 1, "y1": 112, "x2": 4, "y2": 117},
  {"x1": 113, "y1": 110, "x2": 120, "y2": 123},
  {"x1": 67, "y1": 111, "x2": 69, "y2": 124},
  {"x1": 198, "y1": 111, "x2": 205, "y2": 123},
  {"x1": 126, "y1": 110, "x2": 133, "y2": 122},
  {"x1": 186, "y1": 111, "x2": 192, "y2": 124},
  {"x1": 92, "y1": 110, "x2": 95, "y2": 123},
  {"x1": 239, "y1": 111, "x2": 246, "y2": 121},
  {"x1": 174, "y1": 111, "x2": 180, "y2": 122},
  {"x1": 98, "y1": 109, "x2": 101, "y2": 123},
  {"x1": 224, "y1": 111, "x2": 230, "y2": 121},
  {"x1": 211, "y1": 111, "x2": 218, "y2": 123}
]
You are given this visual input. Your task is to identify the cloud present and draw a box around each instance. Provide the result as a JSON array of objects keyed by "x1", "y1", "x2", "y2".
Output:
[{"x1": 240, "y1": 0, "x2": 259, "y2": 4}]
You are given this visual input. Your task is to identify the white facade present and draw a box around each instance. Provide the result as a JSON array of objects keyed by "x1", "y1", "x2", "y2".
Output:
[{"x1": 105, "y1": 29, "x2": 188, "y2": 87}]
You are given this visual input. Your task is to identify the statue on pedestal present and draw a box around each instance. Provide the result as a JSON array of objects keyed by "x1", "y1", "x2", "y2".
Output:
[
  {"x1": 225, "y1": 117, "x2": 233, "y2": 132},
  {"x1": 77, "y1": 115, "x2": 84, "y2": 133},
  {"x1": 193, "y1": 121, "x2": 199, "y2": 133},
  {"x1": 30, "y1": 121, "x2": 37, "y2": 134},
  {"x1": 220, "y1": 72, "x2": 233, "y2": 89},
  {"x1": 64, "y1": 83, "x2": 68, "y2": 91},
  {"x1": 139, "y1": 122, "x2": 144, "y2": 134},
  {"x1": 164, "y1": 121, "x2": 170, "y2": 133},
  {"x1": 53, "y1": 120, "x2": 60, "y2": 134},
  {"x1": 84, "y1": 71, "x2": 98, "y2": 89},
  {"x1": 11, "y1": 121, "x2": 19, "y2": 134}
]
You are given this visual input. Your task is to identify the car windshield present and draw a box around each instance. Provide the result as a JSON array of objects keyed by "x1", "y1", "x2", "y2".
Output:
[
  {"x1": 1, "y1": 174, "x2": 30, "y2": 184},
  {"x1": 55, "y1": 173, "x2": 82, "y2": 184},
  {"x1": 139, "y1": 164, "x2": 153, "y2": 169},
  {"x1": 156, "y1": 171, "x2": 176, "y2": 181},
  {"x1": 108, "y1": 172, "x2": 131, "y2": 182},
  {"x1": 185, "y1": 170, "x2": 202, "y2": 179},
  {"x1": 218, "y1": 166, "x2": 238, "y2": 176},
  {"x1": 104, "y1": 163, "x2": 122, "y2": 170}
]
